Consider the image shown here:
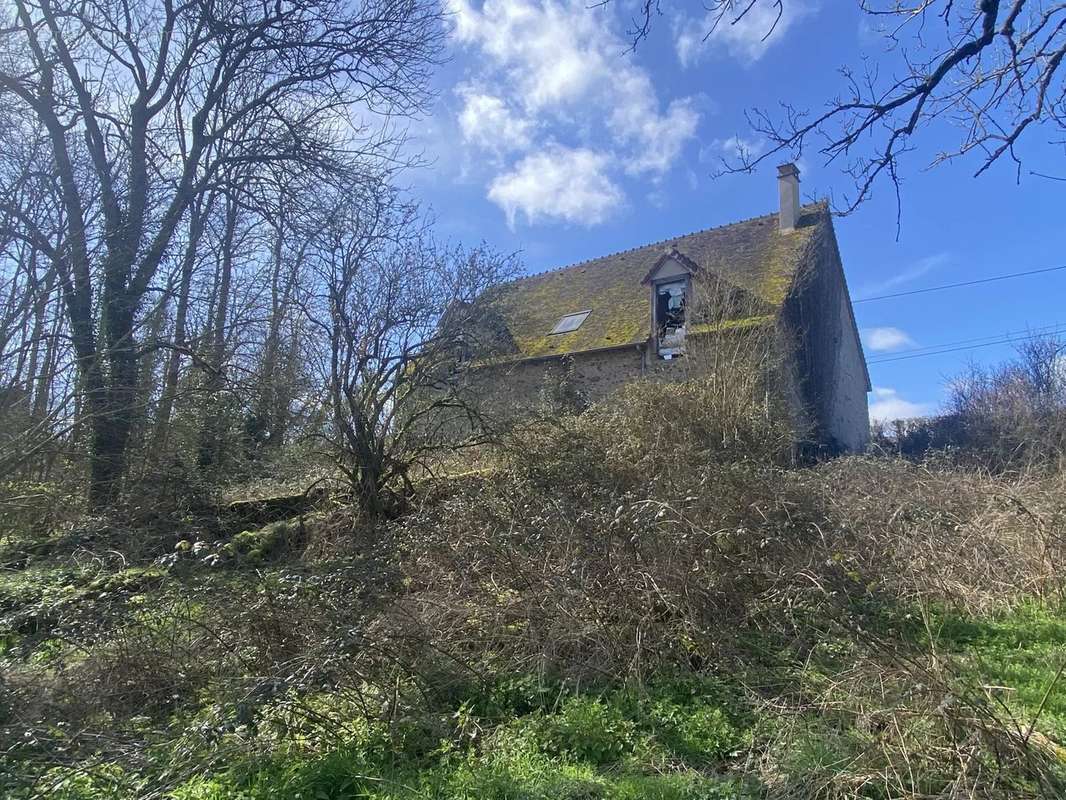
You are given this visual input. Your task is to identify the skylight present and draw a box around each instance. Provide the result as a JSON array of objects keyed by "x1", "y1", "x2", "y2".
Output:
[{"x1": 550, "y1": 310, "x2": 591, "y2": 335}]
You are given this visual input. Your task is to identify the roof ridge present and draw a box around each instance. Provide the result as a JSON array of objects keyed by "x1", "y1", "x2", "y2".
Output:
[{"x1": 508, "y1": 201, "x2": 825, "y2": 284}]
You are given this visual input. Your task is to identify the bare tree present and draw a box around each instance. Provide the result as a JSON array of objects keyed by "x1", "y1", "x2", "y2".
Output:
[
  {"x1": 928, "y1": 333, "x2": 1066, "y2": 470},
  {"x1": 150, "y1": 192, "x2": 213, "y2": 454},
  {"x1": 0, "y1": 0, "x2": 442, "y2": 508},
  {"x1": 0, "y1": 148, "x2": 79, "y2": 482},
  {"x1": 304, "y1": 190, "x2": 517, "y2": 517},
  {"x1": 614, "y1": 0, "x2": 784, "y2": 51},
  {"x1": 607, "y1": 1, "x2": 1066, "y2": 216},
  {"x1": 246, "y1": 168, "x2": 317, "y2": 456}
]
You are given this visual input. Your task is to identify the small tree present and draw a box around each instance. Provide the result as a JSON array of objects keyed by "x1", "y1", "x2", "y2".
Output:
[{"x1": 306, "y1": 192, "x2": 517, "y2": 517}]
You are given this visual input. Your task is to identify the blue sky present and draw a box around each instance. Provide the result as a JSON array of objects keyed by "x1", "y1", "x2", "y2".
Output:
[{"x1": 408, "y1": 0, "x2": 1066, "y2": 422}]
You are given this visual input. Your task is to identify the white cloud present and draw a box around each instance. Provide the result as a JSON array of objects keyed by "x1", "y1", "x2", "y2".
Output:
[
  {"x1": 609, "y1": 78, "x2": 699, "y2": 175},
  {"x1": 450, "y1": 0, "x2": 603, "y2": 110},
  {"x1": 869, "y1": 387, "x2": 933, "y2": 424},
  {"x1": 448, "y1": 0, "x2": 700, "y2": 225},
  {"x1": 859, "y1": 252, "x2": 950, "y2": 297},
  {"x1": 863, "y1": 327, "x2": 916, "y2": 353},
  {"x1": 456, "y1": 88, "x2": 533, "y2": 155},
  {"x1": 488, "y1": 145, "x2": 623, "y2": 227},
  {"x1": 701, "y1": 135, "x2": 767, "y2": 165},
  {"x1": 676, "y1": 1, "x2": 814, "y2": 68}
]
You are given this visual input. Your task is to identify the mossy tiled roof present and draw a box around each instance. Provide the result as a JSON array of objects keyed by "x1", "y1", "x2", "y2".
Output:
[{"x1": 483, "y1": 202, "x2": 826, "y2": 360}]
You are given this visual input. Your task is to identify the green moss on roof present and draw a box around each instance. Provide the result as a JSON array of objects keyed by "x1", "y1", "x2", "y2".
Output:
[
  {"x1": 688, "y1": 314, "x2": 777, "y2": 336},
  {"x1": 482, "y1": 203, "x2": 826, "y2": 359}
]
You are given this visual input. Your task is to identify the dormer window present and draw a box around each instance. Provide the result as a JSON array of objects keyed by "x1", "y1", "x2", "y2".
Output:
[
  {"x1": 550, "y1": 310, "x2": 591, "y2": 335},
  {"x1": 655, "y1": 279, "x2": 687, "y2": 359},
  {"x1": 455, "y1": 334, "x2": 472, "y2": 364}
]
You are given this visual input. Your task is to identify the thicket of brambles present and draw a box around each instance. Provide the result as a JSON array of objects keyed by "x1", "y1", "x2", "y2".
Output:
[{"x1": 2, "y1": 331, "x2": 1065, "y2": 799}]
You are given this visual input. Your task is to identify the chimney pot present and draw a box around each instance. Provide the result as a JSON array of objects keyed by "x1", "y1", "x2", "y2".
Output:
[{"x1": 777, "y1": 162, "x2": 800, "y2": 232}]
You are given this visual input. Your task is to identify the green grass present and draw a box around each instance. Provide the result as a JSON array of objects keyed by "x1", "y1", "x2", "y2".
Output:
[
  {"x1": 930, "y1": 602, "x2": 1066, "y2": 738},
  {"x1": 233, "y1": 679, "x2": 744, "y2": 798},
  {"x1": 20, "y1": 680, "x2": 756, "y2": 800},
  {"x1": 167, "y1": 725, "x2": 756, "y2": 800}
]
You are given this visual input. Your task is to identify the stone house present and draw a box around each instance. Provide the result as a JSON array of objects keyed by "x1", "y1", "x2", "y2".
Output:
[{"x1": 462, "y1": 164, "x2": 870, "y2": 452}]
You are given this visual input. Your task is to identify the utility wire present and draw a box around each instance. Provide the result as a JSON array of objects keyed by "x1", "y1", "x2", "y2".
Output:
[
  {"x1": 870, "y1": 320, "x2": 1066, "y2": 360},
  {"x1": 868, "y1": 323, "x2": 1066, "y2": 364},
  {"x1": 854, "y1": 264, "x2": 1066, "y2": 303}
]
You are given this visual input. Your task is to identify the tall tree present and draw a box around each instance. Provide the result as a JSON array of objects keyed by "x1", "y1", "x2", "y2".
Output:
[
  {"x1": 150, "y1": 193, "x2": 212, "y2": 454},
  {"x1": 197, "y1": 186, "x2": 243, "y2": 471}
]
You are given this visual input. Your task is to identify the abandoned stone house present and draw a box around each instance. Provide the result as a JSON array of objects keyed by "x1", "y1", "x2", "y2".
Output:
[{"x1": 462, "y1": 164, "x2": 870, "y2": 452}]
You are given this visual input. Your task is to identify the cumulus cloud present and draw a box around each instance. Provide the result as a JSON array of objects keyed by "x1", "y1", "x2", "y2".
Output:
[
  {"x1": 456, "y1": 88, "x2": 533, "y2": 155},
  {"x1": 609, "y1": 82, "x2": 699, "y2": 175},
  {"x1": 488, "y1": 146, "x2": 623, "y2": 227},
  {"x1": 676, "y1": 1, "x2": 814, "y2": 67},
  {"x1": 863, "y1": 327, "x2": 916, "y2": 353},
  {"x1": 447, "y1": 0, "x2": 699, "y2": 224},
  {"x1": 449, "y1": 0, "x2": 604, "y2": 110},
  {"x1": 869, "y1": 387, "x2": 933, "y2": 424}
]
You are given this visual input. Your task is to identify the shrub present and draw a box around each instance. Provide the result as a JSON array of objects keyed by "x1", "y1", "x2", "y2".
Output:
[
  {"x1": 507, "y1": 369, "x2": 795, "y2": 498},
  {"x1": 875, "y1": 335, "x2": 1066, "y2": 473},
  {"x1": 646, "y1": 699, "x2": 741, "y2": 765},
  {"x1": 539, "y1": 695, "x2": 637, "y2": 765}
]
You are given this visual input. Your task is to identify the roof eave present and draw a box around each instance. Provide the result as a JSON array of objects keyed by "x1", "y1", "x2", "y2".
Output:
[{"x1": 470, "y1": 339, "x2": 651, "y2": 368}]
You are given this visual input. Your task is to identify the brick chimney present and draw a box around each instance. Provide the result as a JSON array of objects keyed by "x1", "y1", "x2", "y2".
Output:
[{"x1": 777, "y1": 163, "x2": 800, "y2": 232}]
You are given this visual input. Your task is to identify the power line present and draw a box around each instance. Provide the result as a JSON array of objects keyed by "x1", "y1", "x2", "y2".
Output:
[
  {"x1": 868, "y1": 323, "x2": 1066, "y2": 364},
  {"x1": 869, "y1": 320, "x2": 1066, "y2": 360},
  {"x1": 854, "y1": 264, "x2": 1066, "y2": 303}
]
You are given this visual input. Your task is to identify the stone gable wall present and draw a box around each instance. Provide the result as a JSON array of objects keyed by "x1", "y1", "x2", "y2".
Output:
[{"x1": 781, "y1": 220, "x2": 870, "y2": 452}]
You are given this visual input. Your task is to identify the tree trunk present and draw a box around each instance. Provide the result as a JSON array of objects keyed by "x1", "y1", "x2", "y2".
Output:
[
  {"x1": 153, "y1": 198, "x2": 207, "y2": 453},
  {"x1": 197, "y1": 193, "x2": 238, "y2": 471},
  {"x1": 87, "y1": 315, "x2": 141, "y2": 509},
  {"x1": 252, "y1": 201, "x2": 297, "y2": 453},
  {"x1": 23, "y1": 251, "x2": 47, "y2": 411}
]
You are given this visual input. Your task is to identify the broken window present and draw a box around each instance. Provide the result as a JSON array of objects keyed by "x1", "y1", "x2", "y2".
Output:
[
  {"x1": 550, "y1": 310, "x2": 591, "y2": 335},
  {"x1": 655, "y1": 279, "x2": 687, "y2": 359},
  {"x1": 455, "y1": 334, "x2": 472, "y2": 363}
]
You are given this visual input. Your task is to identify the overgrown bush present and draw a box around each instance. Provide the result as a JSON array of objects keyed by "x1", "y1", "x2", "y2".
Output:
[
  {"x1": 3, "y1": 373, "x2": 1066, "y2": 798},
  {"x1": 512, "y1": 372, "x2": 795, "y2": 492},
  {"x1": 386, "y1": 376, "x2": 1065, "y2": 688},
  {"x1": 875, "y1": 336, "x2": 1066, "y2": 473},
  {"x1": 0, "y1": 480, "x2": 81, "y2": 550}
]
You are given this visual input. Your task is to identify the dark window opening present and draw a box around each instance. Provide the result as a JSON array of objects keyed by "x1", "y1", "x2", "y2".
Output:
[{"x1": 656, "y1": 279, "x2": 687, "y2": 359}]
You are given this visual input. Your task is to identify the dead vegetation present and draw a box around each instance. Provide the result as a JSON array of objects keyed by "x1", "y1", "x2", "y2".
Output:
[{"x1": 2, "y1": 364, "x2": 1066, "y2": 798}]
